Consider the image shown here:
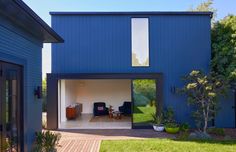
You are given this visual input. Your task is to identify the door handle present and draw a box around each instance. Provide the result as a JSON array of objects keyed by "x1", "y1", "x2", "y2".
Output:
[
  {"x1": 0, "y1": 124, "x2": 2, "y2": 131},
  {"x1": 232, "y1": 106, "x2": 236, "y2": 109}
]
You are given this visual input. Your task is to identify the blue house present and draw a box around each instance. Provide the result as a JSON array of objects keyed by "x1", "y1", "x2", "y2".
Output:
[
  {"x1": 47, "y1": 12, "x2": 235, "y2": 130},
  {"x1": 0, "y1": 0, "x2": 63, "y2": 151}
]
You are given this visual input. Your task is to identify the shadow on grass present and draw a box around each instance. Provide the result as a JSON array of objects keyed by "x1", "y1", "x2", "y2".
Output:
[
  {"x1": 172, "y1": 138, "x2": 236, "y2": 145},
  {"x1": 133, "y1": 106, "x2": 143, "y2": 113}
]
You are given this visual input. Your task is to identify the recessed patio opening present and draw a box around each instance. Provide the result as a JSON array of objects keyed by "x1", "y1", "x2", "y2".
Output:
[
  {"x1": 47, "y1": 73, "x2": 163, "y2": 130},
  {"x1": 58, "y1": 79, "x2": 132, "y2": 129}
]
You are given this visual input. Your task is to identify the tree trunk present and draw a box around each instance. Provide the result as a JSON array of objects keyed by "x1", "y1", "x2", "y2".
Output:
[
  {"x1": 203, "y1": 105, "x2": 209, "y2": 133},
  {"x1": 201, "y1": 100, "x2": 209, "y2": 133},
  {"x1": 203, "y1": 115, "x2": 208, "y2": 133}
]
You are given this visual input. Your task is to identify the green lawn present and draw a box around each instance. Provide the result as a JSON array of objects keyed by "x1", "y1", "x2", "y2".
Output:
[
  {"x1": 133, "y1": 106, "x2": 155, "y2": 124},
  {"x1": 100, "y1": 139, "x2": 236, "y2": 152}
]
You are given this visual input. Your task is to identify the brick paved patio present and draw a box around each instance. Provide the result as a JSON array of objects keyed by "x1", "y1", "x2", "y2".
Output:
[{"x1": 54, "y1": 129, "x2": 175, "y2": 152}]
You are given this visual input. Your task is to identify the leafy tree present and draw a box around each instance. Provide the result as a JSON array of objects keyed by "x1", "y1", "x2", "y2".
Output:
[
  {"x1": 132, "y1": 53, "x2": 141, "y2": 66},
  {"x1": 133, "y1": 80, "x2": 156, "y2": 106},
  {"x1": 180, "y1": 70, "x2": 228, "y2": 133},
  {"x1": 189, "y1": 0, "x2": 217, "y2": 22},
  {"x1": 191, "y1": 1, "x2": 236, "y2": 83},
  {"x1": 211, "y1": 15, "x2": 236, "y2": 85}
]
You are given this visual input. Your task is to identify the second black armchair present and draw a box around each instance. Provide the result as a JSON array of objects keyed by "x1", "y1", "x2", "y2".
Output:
[{"x1": 119, "y1": 101, "x2": 131, "y2": 115}]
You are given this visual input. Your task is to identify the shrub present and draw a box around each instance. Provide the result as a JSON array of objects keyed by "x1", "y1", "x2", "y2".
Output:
[
  {"x1": 34, "y1": 131, "x2": 61, "y2": 152},
  {"x1": 188, "y1": 131, "x2": 212, "y2": 140},
  {"x1": 180, "y1": 123, "x2": 190, "y2": 132},
  {"x1": 177, "y1": 132, "x2": 190, "y2": 140},
  {"x1": 207, "y1": 128, "x2": 225, "y2": 136},
  {"x1": 0, "y1": 137, "x2": 10, "y2": 151}
]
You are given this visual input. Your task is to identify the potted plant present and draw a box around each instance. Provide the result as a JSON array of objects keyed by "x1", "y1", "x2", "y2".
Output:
[
  {"x1": 151, "y1": 113, "x2": 164, "y2": 132},
  {"x1": 165, "y1": 122, "x2": 180, "y2": 134}
]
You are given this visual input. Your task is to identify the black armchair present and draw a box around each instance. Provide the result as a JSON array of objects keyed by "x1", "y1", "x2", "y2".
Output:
[
  {"x1": 93, "y1": 102, "x2": 109, "y2": 116},
  {"x1": 119, "y1": 101, "x2": 131, "y2": 115}
]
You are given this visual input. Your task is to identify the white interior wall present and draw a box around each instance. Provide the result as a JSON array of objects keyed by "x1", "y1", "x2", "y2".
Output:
[
  {"x1": 60, "y1": 80, "x2": 66, "y2": 122},
  {"x1": 58, "y1": 80, "x2": 61, "y2": 127},
  {"x1": 65, "y1": 80, "x2": 78, "y2": 106},
  {"x1": 59, "y1": 80, "x2": 79, "y2": 123},
  {"x1": 64, "y1": 79, "x2": 131, "y2": 114}
]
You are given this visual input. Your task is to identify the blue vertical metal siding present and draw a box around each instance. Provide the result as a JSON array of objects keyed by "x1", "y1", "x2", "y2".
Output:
[
  {"x1": 215, "y1": 92, "x2": 235, "y2": 127},
  {"x1": 51, "y1": 14, "x2": 234, "y2": 127},
  {"x1": 51, "y1": 14, "x2": 211, "y2": 74},
  {"x1": 0, "y1": 16, "x2": 43, "y2": 150}
]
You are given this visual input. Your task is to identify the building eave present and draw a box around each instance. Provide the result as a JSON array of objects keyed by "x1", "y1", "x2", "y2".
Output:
[
  {"x1": 50, "y1": 11, "x2": 213, "y2": 18},
  {"x1": 0, "y1": 0, "x2": 64, "y2": 43}
]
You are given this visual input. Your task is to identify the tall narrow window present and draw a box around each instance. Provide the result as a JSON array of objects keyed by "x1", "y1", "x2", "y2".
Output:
[{"x1": 131, "y1": 18, "x2": 149, "y2": 67}]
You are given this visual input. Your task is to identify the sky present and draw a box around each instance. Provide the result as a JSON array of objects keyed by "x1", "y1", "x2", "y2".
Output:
[{"x1": 23, "y1": 0, "x2": 236, "y2": 78}]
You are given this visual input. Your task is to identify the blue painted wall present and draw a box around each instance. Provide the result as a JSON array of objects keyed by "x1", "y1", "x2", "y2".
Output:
[
  {"x1": 0, "y1": 15, "x2": 42, "y2": 150},
  {"x1": 51, "y1": 13, "x2": 234, "y2": 127}
]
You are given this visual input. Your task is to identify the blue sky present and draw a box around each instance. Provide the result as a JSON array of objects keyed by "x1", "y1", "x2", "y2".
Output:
[{"x1": 23, "y1": 0, "x2": 236, "y2": 77}]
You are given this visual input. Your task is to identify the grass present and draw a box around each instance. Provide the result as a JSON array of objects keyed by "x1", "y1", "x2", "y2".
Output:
[
  {"x1": 100, "y1": 139, "x2": 236, "y2": 152},
  {"x1": 133, "y1": 106, "x2": 155, "y2": 124}
]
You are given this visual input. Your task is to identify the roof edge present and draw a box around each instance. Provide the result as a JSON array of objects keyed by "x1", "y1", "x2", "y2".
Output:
[
  {"x1": 14, "y1": 0, "x2": 64, "y2": 43},
  {"x1": 50, "y1": 11, "x2": 213, "y2": 17}
]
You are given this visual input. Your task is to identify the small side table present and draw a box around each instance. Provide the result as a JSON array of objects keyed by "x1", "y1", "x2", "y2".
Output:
[{"x1": 108, "y1": 105, "x2": 114, "y2": 118}]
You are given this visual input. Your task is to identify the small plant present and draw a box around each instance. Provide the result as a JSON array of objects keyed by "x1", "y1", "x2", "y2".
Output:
[
  {"x1": 207, "y1": 128, "x2": 225, "y2": 136},
  {"x1": 165, "y1": 122, "x2": 179, "y2": 128},
  {"x1": 34, "y1": 131, "x2": 61, "y2": 152},
  {"x1": 151, "y1": 113, "x2": 165, "y2": 132},
  {"x1": 180, "y1": 123, "x2": 190, "y2": 132},
  {"x1": 151, "y1": 113, "x2": 163, "y2": 125},
  {"x1": 163, "y1": 107, "x2": 175, "y2": 124},
  {"x1": 165, "y1": 122, "x2": 180, "y2": 134}
]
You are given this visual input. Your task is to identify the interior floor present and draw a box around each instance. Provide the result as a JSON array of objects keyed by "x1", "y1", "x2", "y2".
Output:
[{"x1": 59, "y1": 114, "x2": 132, "y2": 129}]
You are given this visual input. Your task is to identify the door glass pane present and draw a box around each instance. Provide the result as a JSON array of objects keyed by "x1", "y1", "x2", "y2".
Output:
[
  {"x1": 11, "y1": 79, "x2": 18, "y2": 151},
  {"x1": 4, "y1": 70, "x2": 19, "y2": 152},
  {"x1": 8, "y1": 74, "x2": 18, "y2": 151},
  {"x1": 132, "y1": 79, "x2": 156, "y2": 127}
]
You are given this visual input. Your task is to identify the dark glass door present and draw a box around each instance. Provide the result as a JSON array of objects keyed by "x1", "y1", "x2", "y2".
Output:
[{"x1": 0, "y1": 61, "x2": 23, "y2": 152}]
